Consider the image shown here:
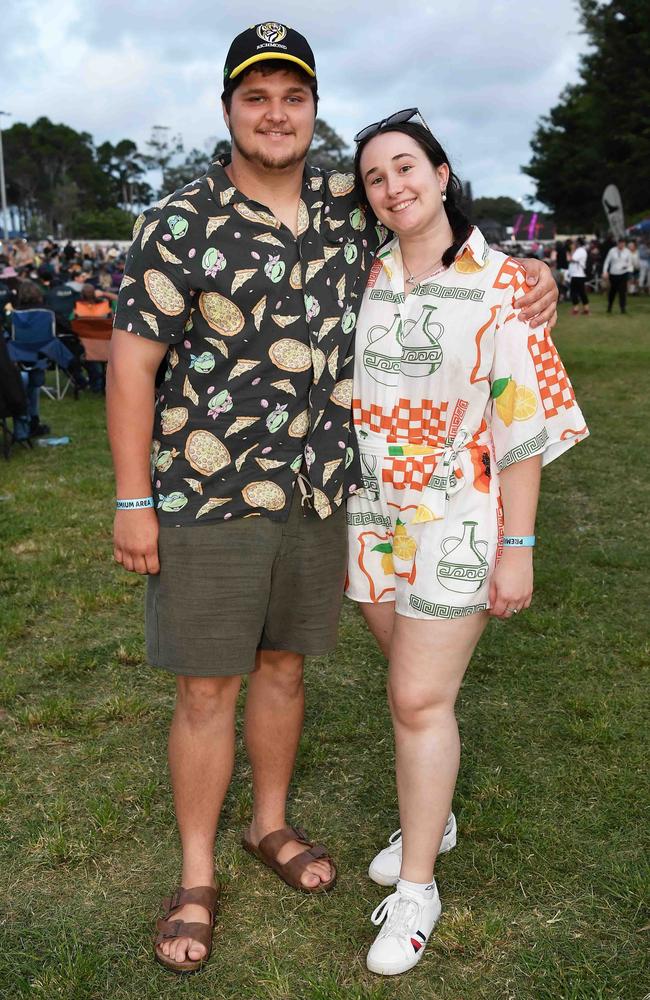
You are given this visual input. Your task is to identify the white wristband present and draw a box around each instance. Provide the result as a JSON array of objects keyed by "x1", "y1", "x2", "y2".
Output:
[
  {"x1": 502, "y1": 535, "x2": 536, "y2": 547},
  {"x1": 116, "y1": 497, "x2": 154, "y2": 510}
]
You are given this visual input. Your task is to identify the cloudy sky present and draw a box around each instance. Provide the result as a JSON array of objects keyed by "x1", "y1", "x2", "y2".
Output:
[{"x1": 3, "y1": 0, "x2": 588, "y2": 205}]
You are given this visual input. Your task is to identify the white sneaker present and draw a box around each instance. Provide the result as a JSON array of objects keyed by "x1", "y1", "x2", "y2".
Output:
[
  {"x1": 366, "y1": 881, "x2": 442, "y2": 975},
  {"x1": 368, "y1": 813, "x2": 457, "y2": 887}
]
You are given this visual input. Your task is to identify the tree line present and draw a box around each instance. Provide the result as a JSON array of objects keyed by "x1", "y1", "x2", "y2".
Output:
[
  {"x1": 524, "y1": 0, "x2": 649, "y2": 231},
  {"x1": 2, "y1": 118, "x2": 355, "y2": 239}
]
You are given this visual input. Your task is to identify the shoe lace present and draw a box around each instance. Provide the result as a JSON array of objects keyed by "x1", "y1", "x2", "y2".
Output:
[
  {"x1": 371, "y1": 890, "x2": 420, "y2": 938},
  {"x1": 386, "y1": 813, "x2": 453, "y2": 848}
]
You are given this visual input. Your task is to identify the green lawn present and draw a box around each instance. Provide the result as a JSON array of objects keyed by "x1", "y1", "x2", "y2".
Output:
[{"x1": 1, "y1": 295, "x2": 648, "y2": 1000}]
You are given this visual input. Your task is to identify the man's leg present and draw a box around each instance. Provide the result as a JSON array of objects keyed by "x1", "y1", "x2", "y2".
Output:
[
  {"x1": 620, "y1": 275, "x2": 628, "y2": 312},
  {"x1": 158, "y1": 673, "x2": 241, "y2": 965},
  {"x1": 607, "y1": 276, "x2": 617, "y2": 312},
  {"x1": 243, "y1": 650, "x2": 332, "y2": 887}
]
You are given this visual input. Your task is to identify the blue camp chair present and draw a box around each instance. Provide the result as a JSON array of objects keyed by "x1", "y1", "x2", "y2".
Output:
[{"x1": 9, "y1": 308, "x2": 74, "y2": 401}]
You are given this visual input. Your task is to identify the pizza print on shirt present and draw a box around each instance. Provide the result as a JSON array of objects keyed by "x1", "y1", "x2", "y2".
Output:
[{"x1": 115, "y1": 158, "x2": 383, "y2": 525}]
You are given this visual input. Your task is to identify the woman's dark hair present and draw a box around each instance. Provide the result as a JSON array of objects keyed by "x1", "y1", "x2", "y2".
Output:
[
  {"x1": 16, "y1": 280, "x2": 44, "y2": 308},
  {"x1": 353, "y1": 122, "x2": 471, "y2": 267},
  {"x1": 221, "y1": 59, "x2": 318, "y2": 113}
]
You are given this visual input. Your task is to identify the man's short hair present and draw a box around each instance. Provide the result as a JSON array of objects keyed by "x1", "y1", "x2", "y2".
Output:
[{"x1": 221, "y1": 59, "x2": 318, "y2": 114}]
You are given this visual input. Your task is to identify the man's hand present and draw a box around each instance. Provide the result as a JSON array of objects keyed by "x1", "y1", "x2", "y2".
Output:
[
  {"x1": 488, "y1": 549, "x2": 533, "y2": 619},
  {"x1": 514, "y1": 258, "x2": 559, "y2": 329},
  {"x1": 114, "y1": 508, "x2": 160, "y2": 575}
]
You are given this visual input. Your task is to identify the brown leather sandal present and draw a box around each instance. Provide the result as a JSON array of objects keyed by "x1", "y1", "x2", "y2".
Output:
[
  {"x1": 241, "y1": 825, "x2": 337, "y2": 894},
  {"x1": 153, "y1": 884, "x2": 219, "y2": 974}
]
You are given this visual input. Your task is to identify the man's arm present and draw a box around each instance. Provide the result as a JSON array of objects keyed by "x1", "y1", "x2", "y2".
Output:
[
  {"x1": 106, "y1": 329, "x2": 168, "y2": 575},
  {"x1": 602, "y1": 249, "x2": 613, "y2": 278},
  {"x1": 512, "y1": 257, "x2": 559, "y2": 329}
]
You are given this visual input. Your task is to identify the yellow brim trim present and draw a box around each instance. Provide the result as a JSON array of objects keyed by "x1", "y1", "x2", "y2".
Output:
[{"x1": 229, "y1": 52, "x2": 315, "y2": 81}]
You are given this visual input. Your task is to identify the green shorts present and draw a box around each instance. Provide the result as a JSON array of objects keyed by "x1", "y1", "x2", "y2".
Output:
[{"x1": 145, "y1": 489, "x2": 347, "y2": 676}]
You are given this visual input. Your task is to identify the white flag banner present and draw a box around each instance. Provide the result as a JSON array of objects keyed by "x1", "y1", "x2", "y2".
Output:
[{"x1": 602, "y1": 185, "x2": 625, "y2": 239}]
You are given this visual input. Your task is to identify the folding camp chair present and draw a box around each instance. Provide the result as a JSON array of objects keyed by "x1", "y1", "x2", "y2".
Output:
[
  {"x1": 9, "y1": 309, "x2": 75, "y2": 401},
  {"x1": 71, "y1": 316, "x2": 113, "y2": 393},
  {"x1": 0, "y1": 335, "x2": 31, "y2": 459}
]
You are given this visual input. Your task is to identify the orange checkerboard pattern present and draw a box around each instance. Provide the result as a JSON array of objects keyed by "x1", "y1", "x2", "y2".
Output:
[
  {"x1": 382, "y1": 455, "x2": 439, "y2": 491},
  {"x1": 353, "y1": 397, "x2": 448, "y2": 444},
  {"x1": 527, "y1": 328, "x2": 576, "y2": 418},
  {"x1": 493, "y1": 258, "x2": 527, "y2": 293}
]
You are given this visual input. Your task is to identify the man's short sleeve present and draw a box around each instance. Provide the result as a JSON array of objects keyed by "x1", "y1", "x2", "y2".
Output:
[{"x1": 113, "y1": 206, "x2": 192, "y2": 343}]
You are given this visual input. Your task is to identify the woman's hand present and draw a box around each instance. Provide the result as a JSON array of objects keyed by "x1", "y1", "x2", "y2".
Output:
[
  {"x1": 489, "y1": 548, "x2": 533, "y2": 619},
  {"x1": 513, "y1": 258, "x2": 559, "y2": 329},
  {"x1": 113, "y1": 508, "x2": 160, "y2": 575}
]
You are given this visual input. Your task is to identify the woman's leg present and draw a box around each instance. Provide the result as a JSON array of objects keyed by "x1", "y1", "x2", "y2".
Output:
[
  {"x1": 388, "y1": 611, "x2": 488, "y2": 883},
  {"x1": 579, "y1": 278, "x2": 589, "y2": 311},
  {"x1": 360, "y1": 601, "x2": 396, "y2": 659}
]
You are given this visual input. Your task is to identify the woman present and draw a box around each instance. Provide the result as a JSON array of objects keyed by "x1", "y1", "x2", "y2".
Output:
[{"x1": 345, "y1": 112, "x2": 588, "y2": 976}]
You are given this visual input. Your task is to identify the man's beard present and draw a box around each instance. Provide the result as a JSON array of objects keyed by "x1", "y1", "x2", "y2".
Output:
[{"x1": 231, "y1": 128, "x2": 312, "y2": 171}]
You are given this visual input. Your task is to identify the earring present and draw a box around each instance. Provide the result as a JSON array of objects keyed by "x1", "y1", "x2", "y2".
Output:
[{"x1": 441, "y1": 190, "x2": 447, "y2": 202}]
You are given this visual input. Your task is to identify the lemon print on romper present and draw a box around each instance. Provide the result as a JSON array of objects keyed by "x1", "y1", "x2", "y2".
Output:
[
  {"x1": 372, "y1": 542, "x2": 394, "y2": 575},
  {"x1": 513, "y1": 385, "x2": 538, "y2": 420},
  {"x1": 491, "y1": 376, "x2": 516, "y2": 426},
  {"x1": 392, "y1": 519, "x2": 417, "y2": 560},
  {"x1": 454, "y1": 247, "x2": 485, "y2": 273}
]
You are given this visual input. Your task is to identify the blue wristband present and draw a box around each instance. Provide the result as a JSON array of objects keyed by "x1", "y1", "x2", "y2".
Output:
[
  {"x1": 116, "y1": 497, "x2": 154, "y2": 510},
  {"x1": 502, "y1": 535, "x2": 536, "y2": 547}
]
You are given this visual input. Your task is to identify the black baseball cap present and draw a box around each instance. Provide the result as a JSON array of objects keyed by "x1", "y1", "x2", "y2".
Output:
[{"x1": 223, "y1": 22, "x2": 316, "y2": 85}]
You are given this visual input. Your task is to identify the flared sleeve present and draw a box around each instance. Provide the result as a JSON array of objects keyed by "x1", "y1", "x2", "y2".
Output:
[{"x1": 489, "y1": 261, "x2": 589, "y2": 471}]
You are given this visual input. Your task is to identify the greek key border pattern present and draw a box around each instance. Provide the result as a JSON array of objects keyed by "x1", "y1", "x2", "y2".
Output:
[
  {"x1": 347, "y1": 511, "x2": 392, "y2": 528},
  {"x1": 497, "y1": 428, "x2": 548, "y2": 471},
  {"x1": 409, "y1": 596, "x2": 488, "y2": 618}
]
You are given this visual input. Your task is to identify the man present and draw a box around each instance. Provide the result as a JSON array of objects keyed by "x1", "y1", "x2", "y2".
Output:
[
  {"x1": 107, "y1": 22, "x2": 558, "y2": 973},
  {"x1": 603, "y1": 236, "x2": 633, "y2": 313}
]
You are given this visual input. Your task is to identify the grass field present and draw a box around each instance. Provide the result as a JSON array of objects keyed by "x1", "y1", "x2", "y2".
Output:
[{"x1": 1, "y1": 295, "x2": 648, "y2": 1000}]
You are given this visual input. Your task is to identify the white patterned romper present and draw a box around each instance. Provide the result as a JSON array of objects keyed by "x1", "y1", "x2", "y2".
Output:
[{"x1": 345, "y1": 227, "x2": 588, "y2": 619}]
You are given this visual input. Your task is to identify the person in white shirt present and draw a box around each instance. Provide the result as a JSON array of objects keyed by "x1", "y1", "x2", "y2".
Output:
[
  {"x1": 567, "y1": 237, "x2": 590, "y2": 315},
  {"x1": 603, "y1": 238, "x2": 633, "y2": 313}
]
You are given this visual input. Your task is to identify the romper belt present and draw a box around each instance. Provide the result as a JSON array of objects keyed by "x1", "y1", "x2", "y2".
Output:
[{"x1": 357, "y1": 426, "x2": 487, "y2": 523}]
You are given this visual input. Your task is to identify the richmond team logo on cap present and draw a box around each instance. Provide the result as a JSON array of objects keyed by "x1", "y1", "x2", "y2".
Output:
[{"x1": 256, "y1": 22, "x2": 287, "y2": 43}]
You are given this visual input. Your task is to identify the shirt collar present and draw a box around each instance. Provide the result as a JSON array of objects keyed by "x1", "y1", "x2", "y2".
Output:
[
  {"x1": 379, "y1": 225, "x2": 489, "y2": 272},
  {"x1": 204, "y1": 155, "x2": 324, "y2": 213}
]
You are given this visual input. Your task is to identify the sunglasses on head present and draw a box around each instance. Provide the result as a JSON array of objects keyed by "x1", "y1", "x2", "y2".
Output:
[{"x1": 353, "y1": 107, "x2": 432, "y2": 144}]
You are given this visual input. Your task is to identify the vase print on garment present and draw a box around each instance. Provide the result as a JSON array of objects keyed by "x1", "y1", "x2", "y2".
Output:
[
  {"x1": 362, "y1": 305, "x2": 444, "y2": 386},
  {"x1": 436, "y1": 521, "x2": 489, "y2": 594}
]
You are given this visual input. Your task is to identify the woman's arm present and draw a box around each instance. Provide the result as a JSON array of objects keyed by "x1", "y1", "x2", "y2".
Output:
[{"x1": 489, "y1": 453, "x2": 542, "y2": 618}]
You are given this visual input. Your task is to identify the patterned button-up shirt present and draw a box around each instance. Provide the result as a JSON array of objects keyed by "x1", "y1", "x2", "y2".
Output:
[{"x1": 114, "y1": 157, "x2": 383, "y2": 525}]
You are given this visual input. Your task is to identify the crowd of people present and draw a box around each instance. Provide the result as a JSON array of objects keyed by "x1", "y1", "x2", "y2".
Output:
[
  {"x1": 544, "y1": 234, "x2": 647, "y2": 315},
  {"x1": 0, "y1": 238, "x2": 124, "y2": 442}
]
